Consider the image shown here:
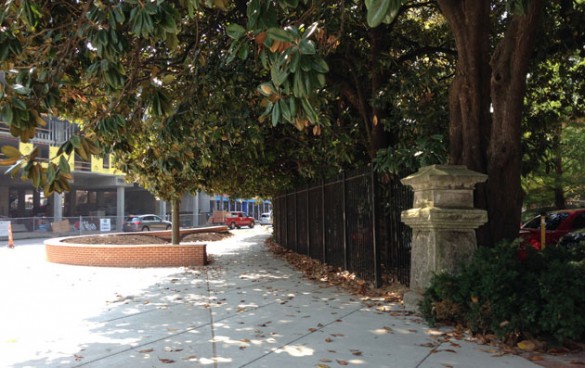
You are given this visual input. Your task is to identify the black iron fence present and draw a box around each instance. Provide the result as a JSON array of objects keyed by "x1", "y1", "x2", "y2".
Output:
[{"x1": 273, "y1": 166, "x2": 413, "y2": 287}]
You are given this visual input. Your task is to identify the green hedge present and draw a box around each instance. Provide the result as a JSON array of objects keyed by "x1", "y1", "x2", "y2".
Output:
[{"x1": 420, "y1": 240, "x2": 585, "y2": 343}]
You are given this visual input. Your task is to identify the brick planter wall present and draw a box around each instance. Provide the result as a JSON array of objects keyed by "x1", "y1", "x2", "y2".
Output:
[
  {"x1": 42, "y1": 226, "x2": 228, "y2": 267},
  {"x1": 45, "y1": 242, "x2": 207, "y2": 267}
]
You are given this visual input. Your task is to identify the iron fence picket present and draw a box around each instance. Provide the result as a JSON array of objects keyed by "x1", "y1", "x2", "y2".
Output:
[
  {"x1": 308, "y1": 185, "x2": 324, "y2": 262},
  {"x1": 296, "y1": 188, "x2": 309, "y2": 255},
  {"x1": 323, "y1": 179, "x2": 345, "y2": 270}
]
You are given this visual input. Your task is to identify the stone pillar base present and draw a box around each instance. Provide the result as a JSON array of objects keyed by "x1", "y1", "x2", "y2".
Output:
[{"x1": 401, "y1": 165, "x2": 488, "y2": 297}]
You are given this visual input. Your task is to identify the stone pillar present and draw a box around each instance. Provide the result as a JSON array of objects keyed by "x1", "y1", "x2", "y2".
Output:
[
  {"x1": 67, "y1": 190, "x2": 77, "y2": 216},
  {"x1": 96, "y1": 191, "x2": 104, "y2": 210},
  {"x1": 193, "y1": 192, "x2": 199, "y2": 227},
  {"x1": 17, "y1": 189, "x2": 26, "y2": 216},
  {"x1": 53, "y1": 193, "x2": 63, "y2": 221},
  {"x1": 158, "y1": 199, "x2": 167, "y2": 220},
  {"x1": 0, "y1": 186, "x2": 10, "y2": 217},
  {"x1": 401, "y1": 165, "x2": 488, "y2": 297},
  {"x1": 116, "y1": 186, "x2": 125, "y2": 231}
]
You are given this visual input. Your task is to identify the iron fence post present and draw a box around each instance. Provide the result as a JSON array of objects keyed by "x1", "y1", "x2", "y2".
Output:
[
  {"x1": 342, "y1": 172, "x2": 348, "y2": 271},
  {"x1": 306, "y1": 183, "x2": 310, "y2": 257},
  {"x1": 284, "y1": 191, "x2": 288, "y2": 249},
  {"x1": 321, "y1": 180, "x2": 326, "y2": 263},
  {"x1": 371, "y1": 168, "x2": 381, "y2": 287},
  {"x1": 294, "y1": 190, "x2": 298, "y2": 252}
]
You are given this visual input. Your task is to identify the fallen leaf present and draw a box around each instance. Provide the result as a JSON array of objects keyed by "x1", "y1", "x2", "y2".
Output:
[
  {"x1": 337, "y1": 360, "x2": 349, "y2": 366},
  {"x1": 319, "y1": 358, "x2": 332, "y2": 362},
  {"x1": 183, "y1": 355, "x2": 197, "y2": 360},
  {"x1": 325, "y1": 337, "x2": 333, "y2": 343},
  {"x1": 240, "y1": 339, "x2": 251, "y2": 343},
  {"x1": 163, "y1": 347, "x2": 183, "y2": 352},
  {"x1": 570, "y1": 361, "x2": 585, "y2": 366},
  {"x1": 159, "y1": 358, "x2": 175, "y2": 363},
  {"x1": 331, "y1": 333, "x2": 344, "y2": 337},
  {"x1": 316, "y1": 364, "x2": 331, "y2": 368},
  {"x1": 309, "y1": 328, "x2": 318, "y2": 332},
  {"x1": 139, "y1": 349, "x2": 154, "y2": 353},
  {"x1": 239, "y1": 346, "x2": 247, "y2": 350},
  {"x1": 517, "y1": 340, "x2": 537, "y2": 352},
  {"x1": 351, "y1": 350, "x2": 363, "y2": 356},
  {"x1": 528, "y1": 355, "x2": 544, "y2": 362},
  {"x1": 74, "y1": 354, "x2": 83, "y2": 361}
]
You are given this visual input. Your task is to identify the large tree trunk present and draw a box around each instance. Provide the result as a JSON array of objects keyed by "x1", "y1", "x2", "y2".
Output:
[
  {"x1": 171, "y1": 198, "x2": 181, "y2": 245},
  {"x1": 488, "y1": 0, "x2": 543, "y2": 243},
  {"x1": 438, "y1": 0, "x2": 544, "y2": 245},
  {"x1": 438, "y1": 0, "x2": 492, "y2": 246}
]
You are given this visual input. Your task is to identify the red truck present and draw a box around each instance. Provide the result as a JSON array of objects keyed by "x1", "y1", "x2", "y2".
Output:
[{"x1": 224, "y1": 211, "x2": 255, "y2": 229}]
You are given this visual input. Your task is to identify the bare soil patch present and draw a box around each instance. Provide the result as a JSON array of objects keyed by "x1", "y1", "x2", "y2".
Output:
[{"x1": 61, "y1": 232, "x2": 232, "y2": 245}]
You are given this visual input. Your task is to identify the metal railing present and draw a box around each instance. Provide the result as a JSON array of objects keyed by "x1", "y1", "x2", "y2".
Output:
[
  {"x1": 2, "y1": 212, "x2": 217, "y2": 239},
  {"x1": 0, "y1": 117, "x2": 79, "y2": 145},
  {"x1": 273, "y1": 166, "x2": 413, "y2": 287}
]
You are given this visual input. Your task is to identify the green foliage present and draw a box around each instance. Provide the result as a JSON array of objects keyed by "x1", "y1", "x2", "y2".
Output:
[
  {"x1": 522, "y1": 49, "x2": 585, "y2": 208},
  {"x1": 421, "y1": 241, "x2": 585, "y2": 343}
]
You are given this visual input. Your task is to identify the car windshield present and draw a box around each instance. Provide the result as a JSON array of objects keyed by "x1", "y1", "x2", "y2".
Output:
[{"x1": 523, "y1": 213, "x2": 570, "y2": 230}]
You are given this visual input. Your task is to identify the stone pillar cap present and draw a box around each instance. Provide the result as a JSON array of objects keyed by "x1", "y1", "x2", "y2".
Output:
[{"x1": 401, "y1": 165, "x2": 487, "y2": 190}]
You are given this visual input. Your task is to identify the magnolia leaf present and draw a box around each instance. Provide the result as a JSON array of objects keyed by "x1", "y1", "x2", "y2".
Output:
[
  {"x1": 2, "y1": 145, "x2": 21, "y2": 159},
  {"x1": 303, "y1": 22, "x2": 319, "y2": 40},
  {"x1": 258, "y1": 82, "x2": 275, "y2": 96},
  {"x1": 267, "y1": 27, "x2": 295, "y2": 43},
  {"x1": 366, "y1": 0, "x2": 402, "y2": 27},
  {"x1": 226, "y1": 24, "x2": 246, "y2": 40}
]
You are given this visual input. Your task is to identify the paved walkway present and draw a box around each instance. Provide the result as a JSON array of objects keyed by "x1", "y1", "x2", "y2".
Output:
[{"x1": 0, "y1": 228, "x2": 545, "y2": 367}]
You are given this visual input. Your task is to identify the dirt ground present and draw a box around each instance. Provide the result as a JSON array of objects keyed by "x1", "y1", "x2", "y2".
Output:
[{"x1": 61, "y1": 231, "x2": 232, "y2": 245}]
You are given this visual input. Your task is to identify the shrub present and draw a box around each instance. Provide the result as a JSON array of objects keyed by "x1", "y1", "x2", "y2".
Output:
[{"x1": 421, "y1": 240, "x2": 585, "y2": 343}]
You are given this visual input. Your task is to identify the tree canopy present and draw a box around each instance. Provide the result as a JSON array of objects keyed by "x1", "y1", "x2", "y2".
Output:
[{"x1": 1, "y1": 0, "x2": 584, "y2": 246}]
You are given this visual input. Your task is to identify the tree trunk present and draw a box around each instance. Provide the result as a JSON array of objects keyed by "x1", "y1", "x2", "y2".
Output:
[
  {"x1": 438, "y1": 0, "x2": 493, "y2": 246},
  {"x1": 171, "y1": 198, "x2": 180, "y2": 245},
  {"x1": 438, "y1": 0, "x2": 544, "y2": 245},
  {"x1": 487, "y1": 0, "x2": 543, "y2": 243}
]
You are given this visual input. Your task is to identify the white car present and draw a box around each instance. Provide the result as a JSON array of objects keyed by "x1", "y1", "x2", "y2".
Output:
[{"x1": 259, "y1": 212, "x2": 272, "y2": 225}]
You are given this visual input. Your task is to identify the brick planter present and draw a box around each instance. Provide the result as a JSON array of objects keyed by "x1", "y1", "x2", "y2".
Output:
[{"x1": 44, "y1": 226, "x2": 227, "y2": 267}]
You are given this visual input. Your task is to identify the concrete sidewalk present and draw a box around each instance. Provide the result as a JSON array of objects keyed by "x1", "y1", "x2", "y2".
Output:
[{"x1": 0, "y1": 228, "x2": 541, "y2": 367}]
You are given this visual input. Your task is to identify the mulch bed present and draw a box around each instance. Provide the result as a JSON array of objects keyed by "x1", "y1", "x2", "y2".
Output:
[{"x1": 61, "y1": 232, "x2": 232, "y2": 245}]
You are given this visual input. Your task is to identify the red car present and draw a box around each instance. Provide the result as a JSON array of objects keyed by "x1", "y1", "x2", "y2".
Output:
[
  {"x1": 519, "y1": 209, "x2": 585, "y2": 249},
  {"x1": 225, "y1": 211, "x2": 255, "y2": 229}
]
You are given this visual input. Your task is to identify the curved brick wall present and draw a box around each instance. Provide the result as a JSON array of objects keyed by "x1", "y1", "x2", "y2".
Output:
[
  {"x1": 43, "y1": 227, "x2": 227, "y2": 267},
  {"x1": 45, "y1": 242, "x2": 207, "y2": 267}
]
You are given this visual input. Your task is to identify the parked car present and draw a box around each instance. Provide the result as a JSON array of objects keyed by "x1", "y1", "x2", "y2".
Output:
[
  {"x1": 260, "y1": 212, "x2": 272, "y2": 226},
  {"x1": 123, "y1": 214, "x2": 172, "y2": 232},
  {"x1": 558, "y1": 228, "x2": 585, "y2": 249},
  {"x1": 519, "y1": 209, "x2": 585, "y2": 249},
  {"x1": 225, "y1": 211, "x2": 255, "y2": 229}
]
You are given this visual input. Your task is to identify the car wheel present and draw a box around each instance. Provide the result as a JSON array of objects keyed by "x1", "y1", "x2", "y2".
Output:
[
  {"x1": 166, "y1": 225, "x2": 171, "y2": 230},
  {"x1": 142, "y1": 226, "x2": 150, "y2": 231},
  {"x1": 229, "y1": 222, "x2": 236, "y2": 230},
  {"x1": 249, "y1": 221, "x2": 255, "y2": 229}
]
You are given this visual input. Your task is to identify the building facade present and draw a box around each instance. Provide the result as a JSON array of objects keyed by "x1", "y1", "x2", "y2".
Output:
[{"x1": 0, "y1": 117, "x2": 270, "y2": 233}]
